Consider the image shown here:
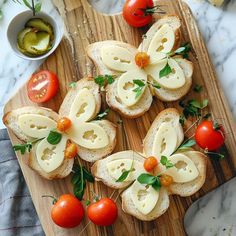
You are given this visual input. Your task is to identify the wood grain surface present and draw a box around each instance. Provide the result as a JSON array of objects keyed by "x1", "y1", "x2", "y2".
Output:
[{"x1": 4, "y1": 0, "x2": 236, "y2": 235}]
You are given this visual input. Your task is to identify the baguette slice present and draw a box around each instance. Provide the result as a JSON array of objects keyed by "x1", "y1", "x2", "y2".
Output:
[
  {"x1": 167, "y1": 150, "x2": 207, "y2": 196},
  {"x1": 59, "y1": 77, "x2": 117, "y2": 162},
  {"x1": 91, "y1": 150, "x2": 145, "y2": 189},
  {"x1": 143, "y1": 108, "x2": 184, "y2": 157},
  {"x1": 149, "y1": 57, "x2": 193, "y2": 102},
  {"x1": 121, "y1": 186, "x2": 170, "y2": 221},
  {"x1": 87, "y1": 41, "x2": 153, "y2": 118},
  {"x1": 3, "y1": 106, "x2": 59, "y2": 142},
  {"x1": 3, "y1": 106, "x2": 74, "y2": 179}
]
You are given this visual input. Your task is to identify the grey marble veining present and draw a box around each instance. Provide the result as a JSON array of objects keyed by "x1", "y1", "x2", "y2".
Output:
[{"x1": 184, "y1": 177, "x2": 236, "y2": 236}]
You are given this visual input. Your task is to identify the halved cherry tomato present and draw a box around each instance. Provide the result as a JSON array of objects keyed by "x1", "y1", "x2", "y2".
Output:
[
  {"x1": 50, "y1": 194, "x2": 84, "y2": 228},
  {"x1": 27, "y1": 70, "x2": 59, "y2": 103},
  {"x1": 87, "y1": 198, "x2": 118, "y2": 226},
  {"x1": 160, "y1": 174, "x2": 173, "y2": 187},
  {"x1": 57, "y1": 117, "x2": 72, "y2": 132},
  {"x1": 144, "y1": 156, "x2": 158, "y2": 172},
  {"x1": 195, "y1": 120, "x2": 225, "y2": 151},
  {"x1": 123, "y1": 0, "x2": 154, "y2": 27},
  {"x1": 64, "y1": 141, "x2": 78, "y2": 159},
  {"x1": 135, "y1": 52, "x2": 150, "y2": 68}
]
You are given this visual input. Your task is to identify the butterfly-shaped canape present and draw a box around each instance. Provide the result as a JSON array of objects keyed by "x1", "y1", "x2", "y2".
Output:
[
  {"x1": 87, "y1": 15, "x2": 193, "y2": 118},
  {"x1": 91, "y1": 109, "x2": 207, "y2": 220},
  {"x1": 3, "y1": 78, "x2": 117, "y2": 179}
]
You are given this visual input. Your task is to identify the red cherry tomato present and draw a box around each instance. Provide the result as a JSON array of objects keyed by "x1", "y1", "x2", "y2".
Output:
[
  {"x1": 123, "y1": 0, "x2": 154, "y2": 27},
  {"x1": 87, "y1": 198, "x2": 118, "y2": 226},
  {"x1": 27, "y1": 70, "x2": 59, "y2": 103},
  {"x1": 51, "y1": 194, "x2": 84, "y2": 228},
  {"x1": 144, "y1": 156, "x2": 158, "y2": 172},
  {"x1": 195, "y1": 120, "x2": 225, "y2": 151}
]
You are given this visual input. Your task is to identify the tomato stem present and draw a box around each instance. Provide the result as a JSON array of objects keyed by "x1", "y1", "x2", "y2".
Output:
[
  {"x1": 133, "y1": 5, "x2": 165, "y2": 17},
  {"x1": 42, "y1": 195, "x2": 58, "y2": 205}
]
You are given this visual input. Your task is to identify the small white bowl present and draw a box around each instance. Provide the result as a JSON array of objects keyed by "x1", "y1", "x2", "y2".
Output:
[{"x1": 7, "y1": 10, "x2": 63, "y2": 60}]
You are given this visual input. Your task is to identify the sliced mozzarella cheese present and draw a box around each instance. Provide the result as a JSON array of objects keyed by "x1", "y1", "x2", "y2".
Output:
[
  {"x1": 146, "y1": 58, "x2": 186, "y2": 90},
  {"x1": 130, "y1": 180, "x2": 159, "y2": 215},
  {"x1": 69, "y1": 88, "x2": 96, "y2": 122},
  {"x1": 101, "y1": 45, "x2": 136, "y2": 72},
  {"x1": 159, "y1": 154, "x2": 199, "y2": 183},
  {"x1": 68, "y1": 122, "x2": 109, "y2": 149},
  {"x1": 147, "y1": 24, "x2": 175, "y2": 64},
  {"x1": 36, "y1": 135, "x2": 67, "y2": 173},
  {"x1": 106, "y1": 159, "x2": 146, "y2": 182},
  {"x1": 152, "y1": 122, "x2": 177, "y2": 159},
  {"x1": 18, "y1": 114, "x2": 56, "y2": 139},
  {"x1": 117, "y1": 70, "x2": 147, "y2": 107}
]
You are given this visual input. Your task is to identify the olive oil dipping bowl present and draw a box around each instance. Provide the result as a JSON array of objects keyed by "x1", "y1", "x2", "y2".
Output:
[{"x1": 7, "y1": 10, "x2": 63, "y2": 61}]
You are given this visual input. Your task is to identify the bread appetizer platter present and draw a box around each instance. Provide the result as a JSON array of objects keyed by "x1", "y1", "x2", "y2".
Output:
[{"x1": 3, "y1": 0, "x2": 236, "y2": 235}]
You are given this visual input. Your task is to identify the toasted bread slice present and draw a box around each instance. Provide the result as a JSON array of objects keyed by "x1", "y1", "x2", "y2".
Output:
[
  {"x1": 91, "y1": 150, "x2": 145, "y2": 189},
  {"x1": 3, "y1": 106, "x2": 74, "y2": 179},
  {"x1": 138, "y1": 15, "x2": 181, "y2": 53},
  {"x1": 150, "y1": 58, "x2": 193, "y2": 101},
  {"x1": 3, "y1": 106, "x2": 59, "y2": 142},
  {"x1": 59, "y1": 77, "x2": 117, "y2": 162},
  {"x1": 167, "y1": 151, "x2": 207, "y2": 196},
  {"x1": 143, "y1": 108, "x2": 184, "y2": 157},
  {"x1": 59, "y1": 77, "x2": 101, "y2": 120},
  {"x1": 121, "y1": 186, "x2": 170, "y2": 221},
  {"x1": 30, "y1": 145, "x2": 74, "y2": 180},
  {"x1": 106, "y1": 80, "x2": 153, "y2": 118}
]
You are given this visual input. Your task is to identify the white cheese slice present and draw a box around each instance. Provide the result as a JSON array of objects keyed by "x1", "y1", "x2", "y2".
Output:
[
  {"x1": 36, "y1": 135, "x2": 67, "y2": 173},
  {"x1": 152, "y1": 122, "x2": 177, "y2": 159},
  {"x1": 69, "y1": 88, "x2": 96, "y2": 122},
  {"x1": 130, "y1": 180, "x2": 159, "y2": 215},
  {"x1": 145, "y1": 58, "x2": 186, "y2": 90},
  {"x1": 147, "y1": 24, "x2": 175, "y2": 64},
  {"x1": 67, "y1": 122, "x2": 109, "y2": 149},
  {"x1": 117, "y1": 70, "x2": 147, "y2": 107},
  {"x1": 101, "y1": 45, "x2": 136, "y2": 72},
  {"x1": 159, "y1": 154, "x2": 199, "y2": 183},
  {"x1": 18, "y1": 114, "x2": 57, "y2": 139},
  {"x1": 106, "y1": 159, "x2": 146, "y2": 182}
]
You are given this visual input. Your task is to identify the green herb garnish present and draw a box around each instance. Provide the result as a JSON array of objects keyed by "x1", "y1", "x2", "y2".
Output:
[
  {"x1": 160, "y1": 156, "x2": 174, "y2": 169},
  {"x1": 13, "y1": 138, "x2": 42, "y2": 154},
  {"x1": 13, "y1": 0, "x2": 42, "y2": 16},
  {"x1": 116, "y1": 158, "x2": 135, "y2": 182},
  {"x1": 133, "y1": 79, "x2": 146, "y2": 98},
  {"x1": 194, "y1": 84, "x2": 203, "y2": 93},
  {"x1": 47, "y1": 130, "x2": 62, "y2": 145},
  {"x1": 159, "y1": 62, "x2": 172, "y2": 78},
  {"x1": 137, "y1": 173, "x2": 161, "y2": 191},
  {"x1": 176, "y1": 139, "x2": 196, "y2": 152},
  {"x1": 72, "y1": 163, "x2": 94, "y2": 200},
  {"x1": 94, "y1": 75, "x2": 115, "y2": 88},
  {"x1": 95, "y1": 108, "x2": 110, "y2": 120},
  {"x1": 69, "y1": 82, "x2": 77, "y2": 88},
  {"x1": 174, "y1": 43, "x2": 191, "y2": 59}
]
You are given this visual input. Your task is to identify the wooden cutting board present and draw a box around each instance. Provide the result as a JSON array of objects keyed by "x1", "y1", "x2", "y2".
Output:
[{"x1": 4, "y1": 0, "x2": 236, "y2": 235}]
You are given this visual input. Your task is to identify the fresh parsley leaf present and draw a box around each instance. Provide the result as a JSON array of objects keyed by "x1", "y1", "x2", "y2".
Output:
[
  {"x1": 151, "y1": 177, "x2": 161, "y2": 191},
  {"x1": 175, "y1": 43, "x2": 191, "y2": 59},
  {"x1": 116, "y1": 158, "x2": 135, "y2": 182},
  {"x1": 69, "y1": 82, "x2": 77, "y2": 88},
  {"x1": 179, "y1": 115, "x2": 185, "y2": 126},
  {"x1": 95, "y1": 108, "x2": 110, "y2": 120},
  {"x1": 34, "y1": 2, "x2": 41, "y2": 12},
  {"x1": 137, "y1": 173, "x2": 156, "y2": 185},
  {"x1": 194, "y1": 84, "x2": 203, "y2": 93},
  {"x1": 133, "y1": 79, "x2": 145, "y2": 98},
  {"x1": 202, "y1": 99, "x2": 209, "y2": 109},
  {"x1": 213, "y1": 122, "x2": 221, "y2": 131},
  {"x1": 159, "y1": 62, "x2": 172, "y2": 78},
  {"x1": 13, "y1": 138, "x2": 42, "y2": 155},
  {"x1": 116, "y1": 170, "x2": 130, "y2": 182},
  {"x1": 133, "y1": 79, "x2": 145, "y2": 87},
  {"x1": 47, "y1": 130, "x2": 62, "y2": 145},
  {"x1": 94, "y1": 75, "x2": 115, "y2": 87},
  {"x1": 160, "y1": 156, "x2": 174, "y2": 169},
  {"x1": 152, "y1": 80, "x2": 161, "y2": 89},
  {"x1": 177, "y1": 139, "x2": 196, "y2": 151},
  {"x1": 205, "y1": 151, "x2": 225, "y2": 159}
]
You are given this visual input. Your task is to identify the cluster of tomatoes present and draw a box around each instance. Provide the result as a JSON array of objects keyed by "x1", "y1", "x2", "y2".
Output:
[{"x1": 49, "y1": 194, "x2": 118, "y2": 228}]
